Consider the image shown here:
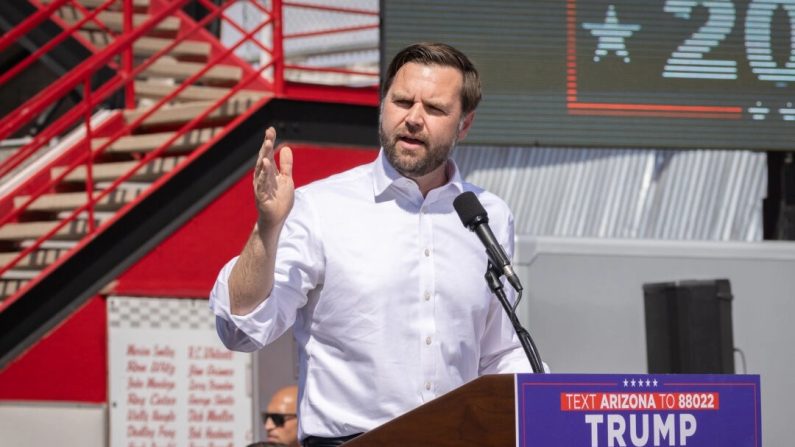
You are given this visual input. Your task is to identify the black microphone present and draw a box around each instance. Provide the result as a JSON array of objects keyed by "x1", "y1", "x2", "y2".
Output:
[{"x1": 453, "y1": 191, "x2": 523, "y2": 292}]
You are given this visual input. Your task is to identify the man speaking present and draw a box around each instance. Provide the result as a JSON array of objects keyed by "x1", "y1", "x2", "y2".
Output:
[{"x1": 210, "y1": 42, "x2": 533, "y2": 446}]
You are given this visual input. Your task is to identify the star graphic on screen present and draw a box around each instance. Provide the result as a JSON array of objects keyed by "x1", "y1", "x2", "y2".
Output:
[{"x1": 582, "y1": 4, "x2": 641, "y2": 63}]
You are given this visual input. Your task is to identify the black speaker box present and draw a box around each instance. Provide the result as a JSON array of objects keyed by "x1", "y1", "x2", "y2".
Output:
[{"x1": 643, "y1": 279, "x2": 735, "y2": 374}]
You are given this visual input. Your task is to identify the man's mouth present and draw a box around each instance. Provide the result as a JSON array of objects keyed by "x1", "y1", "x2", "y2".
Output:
[{"x1": 398, "y1": 136, "x2": 425, "y2": 147}]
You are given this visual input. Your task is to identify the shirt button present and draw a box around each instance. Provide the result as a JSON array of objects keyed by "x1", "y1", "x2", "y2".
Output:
[
  {"x1": 425, "y1": 336, "x2": 432, "y2": 345},
  {"x1": 425, "y1": 382, "x2": 431, "y2": 390},
  {"x1": 424, "y1": 291, "x2": 431, "y2": 301},
  {"x1": 424, "y1": 248, "x2": 430, "y2": 257}
]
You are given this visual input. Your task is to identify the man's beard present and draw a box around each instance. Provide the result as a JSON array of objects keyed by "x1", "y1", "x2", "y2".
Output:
[{"x1": 379, "y1": 125, "x2": 457, "y2": 178}]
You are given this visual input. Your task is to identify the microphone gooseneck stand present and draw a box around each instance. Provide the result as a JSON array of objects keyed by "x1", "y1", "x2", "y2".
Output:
[{"x1": 484, "y1": 261, "x2": 544, "y2": 374}]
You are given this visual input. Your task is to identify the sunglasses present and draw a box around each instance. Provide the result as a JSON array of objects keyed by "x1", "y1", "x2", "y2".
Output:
[{"x1": 262, "y1": 412, "x2": 296, "y2": 427}]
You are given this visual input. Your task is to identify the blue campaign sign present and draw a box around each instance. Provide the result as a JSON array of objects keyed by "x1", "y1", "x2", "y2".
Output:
[{"x1": 515, "y1": 374, "x2": 761, "y2": 447}]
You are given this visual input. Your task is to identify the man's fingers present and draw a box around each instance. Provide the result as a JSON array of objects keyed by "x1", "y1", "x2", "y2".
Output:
[
  {"x1": 257, "y1": 127, "x2": 276, "y2": 163},
  {"x1": 255, "y1": 126, "x2": 278, "y2": 178},
  {"x1": 278, "y1": 146, "x2": 293, "y2": 178},
  {"x1": 264, "y1": 126, "x2": 276, "y2": 142},
  {"x1": 254, "y1": 157, "x2": 269, "y2": 188}
]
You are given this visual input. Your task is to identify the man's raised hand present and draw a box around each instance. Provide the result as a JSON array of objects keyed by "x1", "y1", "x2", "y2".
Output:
[
  {"x1": 254, "y1": 127, "x2": 294, "y2": 228},
  {"x1": 228, "y1": 127, "x2": 293, "y2": 314}
]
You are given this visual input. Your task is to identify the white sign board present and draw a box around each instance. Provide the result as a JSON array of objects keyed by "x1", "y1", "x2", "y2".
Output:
[{"x1": 109, "y1": 297, "x2": 252, "y2": 447}]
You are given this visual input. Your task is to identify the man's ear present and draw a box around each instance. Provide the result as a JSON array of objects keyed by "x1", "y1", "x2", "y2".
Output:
[{"x1": 457, "y1": 111, "x2": 475, "y2": 141}]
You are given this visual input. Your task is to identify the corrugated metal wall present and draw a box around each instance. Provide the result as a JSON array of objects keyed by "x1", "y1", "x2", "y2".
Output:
[{"x1": 456, "y1": 146, "x2": 766, "y2": 241}]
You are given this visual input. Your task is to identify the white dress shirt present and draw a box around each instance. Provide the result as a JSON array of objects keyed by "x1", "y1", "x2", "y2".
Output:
[{"x1": 210, "y1": 149, "x2": 531, "y2": 440}]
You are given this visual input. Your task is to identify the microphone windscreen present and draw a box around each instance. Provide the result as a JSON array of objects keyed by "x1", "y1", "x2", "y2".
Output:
[{"x1": 453, "y1": 191, "x2": 487, "y2": 227}]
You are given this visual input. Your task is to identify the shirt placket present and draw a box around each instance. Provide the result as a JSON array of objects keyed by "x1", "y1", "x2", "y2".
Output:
[{"x1": 418, "y1": 201, "x2": 437, "y2": 401}]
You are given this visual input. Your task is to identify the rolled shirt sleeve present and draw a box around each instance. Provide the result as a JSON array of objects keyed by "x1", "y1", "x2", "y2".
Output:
[{"x1": 209, "y1": 189, "x2": 324, "y2": 352}]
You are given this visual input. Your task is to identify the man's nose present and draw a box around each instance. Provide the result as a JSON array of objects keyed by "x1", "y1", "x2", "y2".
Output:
[{"x1": 405, "y1": 104, "x2": 423, "y2": 130}]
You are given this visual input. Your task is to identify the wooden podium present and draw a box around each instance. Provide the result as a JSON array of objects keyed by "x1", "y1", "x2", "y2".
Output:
[
  {"x1": 342, "y1": 375, "x2": 514, "y2": 447},
  {"x1": 341, "y1": 373, "x2": 762, "y2": 447}
]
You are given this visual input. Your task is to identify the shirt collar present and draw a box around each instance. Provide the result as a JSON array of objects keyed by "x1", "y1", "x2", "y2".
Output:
[{"x1": 372, "y1": 148, "x2": 464, "y2": 200}]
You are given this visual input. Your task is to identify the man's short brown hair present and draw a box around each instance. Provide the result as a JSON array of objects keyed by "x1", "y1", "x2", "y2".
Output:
[{"x1": 382, "y1": 42, "x2": 482, "y2": 115}]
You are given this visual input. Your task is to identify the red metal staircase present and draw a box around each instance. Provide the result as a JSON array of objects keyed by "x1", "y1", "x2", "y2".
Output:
[{"x1": 0, "y1": 0, "x2": 378, "y2": 366}]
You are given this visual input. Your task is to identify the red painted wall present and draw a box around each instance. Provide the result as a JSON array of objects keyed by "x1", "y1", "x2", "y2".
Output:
[
  {"x1": 0, "y1": 296, "x2": 107, "y2": 402},
  {"x1": 0, "y1": 144, "x2": 377, "y2": 402}
]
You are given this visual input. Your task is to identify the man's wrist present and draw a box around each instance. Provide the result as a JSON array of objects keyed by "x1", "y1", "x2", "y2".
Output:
[{"x1": 253, "y1": 217, "x2": 283, "y2": 246}]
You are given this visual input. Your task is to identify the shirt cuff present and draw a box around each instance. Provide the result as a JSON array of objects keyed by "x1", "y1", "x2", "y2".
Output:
[{"x1": 209, "y1": 257, "x2": 273, "y2": 351}]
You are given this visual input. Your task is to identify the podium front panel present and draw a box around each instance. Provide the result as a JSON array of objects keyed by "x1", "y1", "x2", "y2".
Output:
[{"x1": 516, "y1": 373, "x2": 761, "y2": 447}]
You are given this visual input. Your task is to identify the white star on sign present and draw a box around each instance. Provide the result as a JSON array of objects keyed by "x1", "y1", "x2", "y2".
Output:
[{"x1": 582, "y1": 4, "x2": 641, "y2": 63}]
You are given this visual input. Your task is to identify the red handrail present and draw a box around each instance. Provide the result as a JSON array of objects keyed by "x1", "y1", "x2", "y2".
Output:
[
  {"x1": 0, "y1": 0, "x2": 71, "y2": 53},
  {"x1": 196, "y1": 0, "x2": 274, "y2": 58},
  {"x1": 278, "y1": 0, "x2": 378, "y2": 85},
  {"x1": 40, "y1": 0, "x2": 120, "y2": 53},
  {"x1": 285, "y1": 23, "x2": 378, "y2": 40},
  {"x1": 0, "y1": 0, "x2": 118, "y2": 88},
  {"x1": 0, "y1": 0, "x2": 380, "y2": 224},
  {"x1": 0, "y1": 31, "x2": 277, "y2": 302},
  {"x1": 282, "y1": 1, "x2": 379, "y2": 16},
  {"x1": 284, "y1": 64, "x2": 377, "y2": 77},
  {"x1": 0, "y1": 0, "x2": 190, "y2": 142},
  {"x1": 39, "y1": 0, "x2": 120, "y2": 39},
  {"x1": 0, "y1": 0, "x2": 381, "y2": 306},
  {"x1": 0, "y1": 0, "x2": 255, "y2": 224},
  {"x1": 0, "y1": 0, "x2": 191, "y2": 178}
]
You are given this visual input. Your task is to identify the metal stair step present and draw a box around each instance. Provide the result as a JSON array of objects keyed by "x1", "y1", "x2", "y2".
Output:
[
  {"x1": 78, "y1": 32, "x2": 211, "y2": 59},
  {"x1": 0, "y1": 274, "x2": 29, "y2": 300},
  {"x1": 131, "y1": 36, "x2": 211, "y2": 59},
  {"x1": 52, "y1": 156, "x2": 186, "y2": 182},
  {"x1": 0, "y1": 247, "x2": 67, "y2": 270},
  {"x1": 141, "y1": 59, "x2": 243, "y2": 83},
  {"x1": 42, "y1": 0, "x2": 150, "y2": 9},
  {"x1": 13, "y1": 185, "x2": 146, "y2": 213},
  {"x1": 58, "y1": 9, "x2": 180, "y2": 34},
  {"x1": 123, "y1": 98, "x2": 259, "y2": 128},
  {"x1": 134, "y1": 80, "x2": 266, "y2": 102},
  {"x1": 0, "y1": 220, "x2": 92, "y2": 242},
  {"x1": 93, "y1": 127, "x2": 222, "y2": 154}
]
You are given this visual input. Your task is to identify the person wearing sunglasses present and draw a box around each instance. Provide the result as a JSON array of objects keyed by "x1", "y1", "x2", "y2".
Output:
[{"x1": 260, "y1": 385, "x2": 300, "y2": 447}]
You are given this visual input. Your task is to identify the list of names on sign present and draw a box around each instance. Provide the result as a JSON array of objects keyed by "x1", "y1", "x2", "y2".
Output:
[
  {"x1": 109, "y1": 297, "x2": 252, "y2": 447},
  {"x1": 186, "y1": 345, "x2": 237, "y2": 446},
  {"x1": 124, "y1": 343, "x2": 178, "y2": 446}
]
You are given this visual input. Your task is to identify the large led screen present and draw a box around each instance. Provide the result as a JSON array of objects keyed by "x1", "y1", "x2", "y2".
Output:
[{"x1": 383, "y1": 0, "x2": 795, "y2": 150}]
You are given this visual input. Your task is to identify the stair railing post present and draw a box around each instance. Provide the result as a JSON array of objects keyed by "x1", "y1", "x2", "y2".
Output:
[
  {"x1": 83, "y1": 77, "x2": 96, "y2": 234},
  {"x1": 272, "y1": 0, "x2": 285, "y2": 95},
  {"x1": 123, "y1": 0, "x2": 135, "y2": 109}
]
